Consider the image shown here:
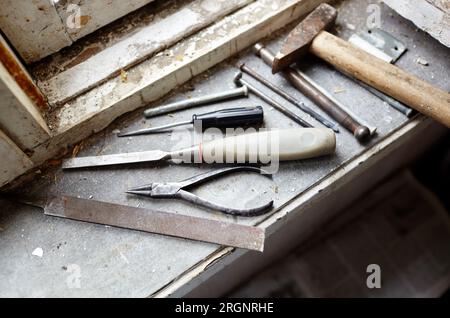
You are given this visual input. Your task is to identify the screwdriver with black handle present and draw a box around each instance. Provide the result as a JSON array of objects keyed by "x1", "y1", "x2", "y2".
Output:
[{"x1": 118, "y1": 106, "x2": 264, "y2": 137}]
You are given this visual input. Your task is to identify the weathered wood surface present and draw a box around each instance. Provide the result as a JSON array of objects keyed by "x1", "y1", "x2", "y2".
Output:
[
  {"x1": 0, "y1": 35, "x2": 50, "y2": 152},
  {"x1": 0, "y1": 130, "x2": 34, "y2": 187},
  {"x1": 0, "y1": 0, "x2": 156, "y2": 63},
  {"x1": 0, "y1": 0, "x2": 72, "y2": 63},
  {"x1": 384, "y1": 0, "x2": 450, "y2": 48},
  {"x1": 0, "y1": 69, "x2": 51, "y2": 152},
  {"x1": 54, "y1": 0, "x2": 155, "y2": 41},
  {"x1": 0, "y1": 35, "x2": 49, "y2": 113},
  {"x1": 39, "y1": 0, "x2": 253, "y2": 105}
]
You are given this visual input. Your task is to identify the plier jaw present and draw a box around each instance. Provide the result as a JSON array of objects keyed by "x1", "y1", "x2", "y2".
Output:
[
  {"x1": 126, "y1": 183, "x2": 182, "y2": 198},
  {"x1": 125, "y1": 183, "x2": 153, "y2": 197}
]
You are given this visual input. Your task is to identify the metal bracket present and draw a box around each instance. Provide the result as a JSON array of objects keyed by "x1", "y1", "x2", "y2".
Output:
[{"x1": 349, "y1": 28, "x2": 407, "y2": 63}]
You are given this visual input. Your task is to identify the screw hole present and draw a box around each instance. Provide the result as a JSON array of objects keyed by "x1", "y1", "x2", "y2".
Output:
[{"x1": 394, "y1": 46, "x2": 399, "y2": 51}]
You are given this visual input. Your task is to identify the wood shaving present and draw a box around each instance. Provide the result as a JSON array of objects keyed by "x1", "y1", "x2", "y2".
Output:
[
  {"x1": 72, "y1": 143, "x2": 83, "y2": 157},
  {"x1": 334, "y1": 88, "x2": 346, "y2": 94},
  {"x1": 416, "y1": 58, "x2": 429, "y2": 66},
  {"x1": 120, "y1": 69, "x2": 128, "y2": 82}
]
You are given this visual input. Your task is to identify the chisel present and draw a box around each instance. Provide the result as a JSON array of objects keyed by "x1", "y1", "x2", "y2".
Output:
[{"x1": 62, "y1": 128, "x2": 336, "y2": 169}]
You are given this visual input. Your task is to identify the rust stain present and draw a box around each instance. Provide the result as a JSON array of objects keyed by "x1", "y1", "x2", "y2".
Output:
[
  {"x1": 79, "y1": 15, "x2": 91, "y2": 27},
  {"x1": 48, "y1": 159, "x2": 62, "y2": 166},
  {"x1": 64, "y1": 45, "x2": 102, "y2": 69},
  {"x1": 0, "y1": 42, "x2": 48, "y2": 111}
]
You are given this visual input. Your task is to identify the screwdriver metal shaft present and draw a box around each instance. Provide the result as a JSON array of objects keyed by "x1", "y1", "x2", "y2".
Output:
[
  {"x1": 118, "y1": 120, "x2": 193, "y2": 137},
  {"x1": 118, "y1": 106, "x2": 264, "y2": 137}
]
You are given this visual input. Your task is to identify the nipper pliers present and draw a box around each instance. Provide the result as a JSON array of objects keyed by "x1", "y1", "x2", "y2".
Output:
[{"x1": 126, "y1": 167, "x2": 274, "y2": 217}]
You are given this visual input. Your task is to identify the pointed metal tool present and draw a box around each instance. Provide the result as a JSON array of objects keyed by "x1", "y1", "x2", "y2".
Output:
[{"x1": 118, "y1": 106, "x2": 264, "y2": 137}]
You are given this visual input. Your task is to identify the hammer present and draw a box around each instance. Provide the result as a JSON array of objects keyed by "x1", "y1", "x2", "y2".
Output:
[
  {"x1": 254, "y1": 44, "x2": 371, "y2": 142},
  {"x1": 272, "y1": 3, "x2": 450, "y2": 128}
]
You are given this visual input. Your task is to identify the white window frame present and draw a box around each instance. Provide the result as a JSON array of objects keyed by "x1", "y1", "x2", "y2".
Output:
[{"x1": 0, "y1": 0, "x2": 155, "y2": 63}]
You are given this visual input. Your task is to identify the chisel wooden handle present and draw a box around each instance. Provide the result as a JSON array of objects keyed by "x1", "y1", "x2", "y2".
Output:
[
  {"x1": 200, "y1": 128, "x2": 336, "y2": 162},
  {"x1": 311, "y1": 31, "x2": 450, "y2": 128}
]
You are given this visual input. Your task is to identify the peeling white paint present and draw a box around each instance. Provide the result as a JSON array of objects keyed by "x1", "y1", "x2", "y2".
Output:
[{"x1": 40, "y1": 0, "x2": 251, "y2": 105}]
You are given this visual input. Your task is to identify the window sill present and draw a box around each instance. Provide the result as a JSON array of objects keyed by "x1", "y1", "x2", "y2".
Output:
[{"x1": 26, "y1": 0, "x2": 329, "y2": 169}]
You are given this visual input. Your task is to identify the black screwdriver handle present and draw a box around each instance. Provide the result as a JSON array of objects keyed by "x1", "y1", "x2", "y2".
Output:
[{"x1": 193, "y1": 106, "x2": 264, "y2": 128}]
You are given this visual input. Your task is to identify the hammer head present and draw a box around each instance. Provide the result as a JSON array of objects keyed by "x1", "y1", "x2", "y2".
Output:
[{"x1": 272, "y1": 3, "x2": 338, "y2": 74}]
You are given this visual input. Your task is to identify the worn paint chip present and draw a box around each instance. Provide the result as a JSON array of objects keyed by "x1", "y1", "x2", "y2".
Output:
[{"x1": 32, "y1": 247, "x2": 44, "y2": 258}]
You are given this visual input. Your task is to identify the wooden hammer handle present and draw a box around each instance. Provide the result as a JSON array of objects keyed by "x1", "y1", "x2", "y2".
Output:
[
  {"x1": 255, "y1": 45, "x2": 371, "y2": 141},
  {"x1": 311, "y1": 31, "x2": 450, "y2": 128}
]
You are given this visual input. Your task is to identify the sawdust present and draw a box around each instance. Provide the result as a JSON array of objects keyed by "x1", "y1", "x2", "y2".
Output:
[{"x1": 120, "y1": 69, "x2": 128, "y2": 83}]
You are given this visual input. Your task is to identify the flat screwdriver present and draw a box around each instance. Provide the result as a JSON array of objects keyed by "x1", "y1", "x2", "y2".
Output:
[{"x1": 118, "y1": 106, "x2": 264, "y2": 137}]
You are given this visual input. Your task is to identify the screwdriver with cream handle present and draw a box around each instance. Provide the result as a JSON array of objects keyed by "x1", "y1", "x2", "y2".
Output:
[
  {"x1": 118, "y1": 106, "x2": 264, "y2": 137},
  {"x1": 62, "y1": 128, "x2": 336, "y2": 169}
]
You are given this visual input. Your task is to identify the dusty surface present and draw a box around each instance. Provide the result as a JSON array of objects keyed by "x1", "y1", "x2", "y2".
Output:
[
  {"x1": 30, "y1": 0, "x2": 180, "y2": 81},
  {"x1": 231, "y1": 171, "x2": 450, "y2": 297},
  {"x1": 37, "y1": 0, "x2": 252, "y2": 106},
  {"x1": 0, "y1": 0, "x2": 449, "y2": 297}
]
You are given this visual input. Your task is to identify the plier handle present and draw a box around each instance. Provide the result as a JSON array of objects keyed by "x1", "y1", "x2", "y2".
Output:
[{"x1": 126, "y1": 167, "x2": 273, "y2": 217}]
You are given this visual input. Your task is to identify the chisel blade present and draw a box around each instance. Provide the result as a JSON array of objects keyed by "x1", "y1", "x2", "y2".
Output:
[
  {"x1": 19, "y1": 195, "x2": 265, "y2": 252},
  {"x1": 62, "y1": 150, "x2": 170, "y2": 169}
]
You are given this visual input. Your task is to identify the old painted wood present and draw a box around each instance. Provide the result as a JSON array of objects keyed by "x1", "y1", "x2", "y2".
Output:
[
  {"x1": 383, "y1": 0, "x2": 450, "y2": 48},
  {"x1": 0, "y1": 35, "x2": 51, "y2": 151},
  {"x1": 0, "y1": 130, "x2": 34, "y2": 187},
  {"x1": 39, "y1": 0, "x2": 253, "y2": 105},
  {"x1": 0, "y1": 0, "x2": 156, "y2": 63},
  {"x1": 0, "y1": 0, "x2": 72, "y2": 63},
  {"x1": 55, "y1": 0, "x2": 155, "y2": 41}
]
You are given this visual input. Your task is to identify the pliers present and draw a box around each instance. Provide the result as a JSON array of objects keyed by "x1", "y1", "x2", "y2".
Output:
[{"x1": 126, "y1": 166, "x2": 274, "y2": 217}]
